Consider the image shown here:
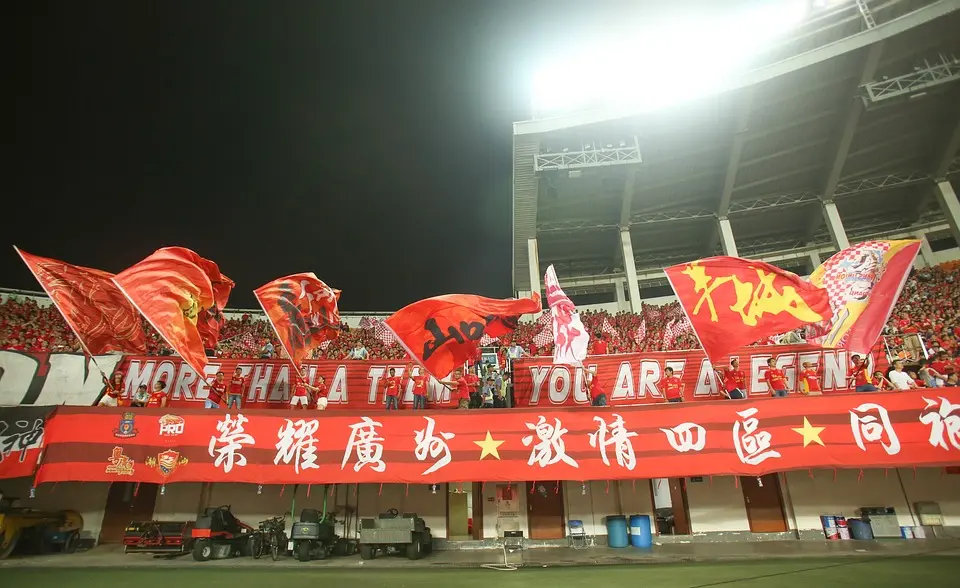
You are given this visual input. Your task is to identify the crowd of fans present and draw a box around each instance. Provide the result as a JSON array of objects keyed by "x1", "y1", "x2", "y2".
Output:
[{"x1": 2, "y1": 262, "x2": 959, "y2": 367}]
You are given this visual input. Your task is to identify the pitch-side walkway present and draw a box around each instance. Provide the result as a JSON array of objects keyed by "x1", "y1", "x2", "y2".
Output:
[{"x1": 1, "y1": 538, "x2": 959, "y2": 569}]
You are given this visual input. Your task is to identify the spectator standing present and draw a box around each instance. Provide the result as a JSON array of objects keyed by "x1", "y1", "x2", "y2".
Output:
[
  {"x1": 260, "y1": 341, "x2": 275, "y2": 359},
  {"x1": 764, "y1": 358, "x2": 789, "y2": 397},
  {"x1": 383, "y1": 368, "x2": 401, "y2": 410},
  {"x1": 147, "y1": 380, "x2": 168, "y2": 408},
  {"x1": 592, "y1": 334, "x2": 608, "y2": 355},
  {"x1": 206, "y1": 372, "x2": 227, "y2": 409},
  {"x1": 408, "y1": 365, "x2": 428, "y2": 410},
  {"x1": 227, "y1": 367, "x2": 246, "y2": 409},
  {"x1": 799, "y1": 362, "x2": 822, "y2": 395},
  {"x1": 716, "y1": 358, "x2": 746, "y2": 399},
  {"x1": 663, "y1": 367, "x2": 684, "y2": 403},
  {"x1": 848, "y1": 355, "x2": 878, "y2": 392}
]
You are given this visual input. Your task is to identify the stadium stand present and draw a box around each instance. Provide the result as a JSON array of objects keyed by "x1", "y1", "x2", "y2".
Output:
[{"x1": 2, "y1": 262, "x2": 959, "y2": 371}]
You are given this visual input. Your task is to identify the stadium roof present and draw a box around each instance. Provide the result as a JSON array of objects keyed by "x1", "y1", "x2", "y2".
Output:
[{"x1": 512, "y1": 0, "x2": 960, "y2": 297}]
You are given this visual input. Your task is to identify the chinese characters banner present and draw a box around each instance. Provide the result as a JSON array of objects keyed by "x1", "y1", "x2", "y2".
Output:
[
  {"x1": 0, "y1": 406, "x2": 54, "y2": 479},
  {"x1": 34, "y1": 390, "x2": 960, "y2": 486}
]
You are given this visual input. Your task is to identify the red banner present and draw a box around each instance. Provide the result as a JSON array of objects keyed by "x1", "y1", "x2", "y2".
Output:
[
  {"x1": 89, "y1": 345, "x2": 887, "y2": 410},
  {"x1": 0, "y1": 406, "x2": 52, "y2": 479},
  {"x1": 513, "y1": 344, "x2": 889, "y2": 406},
  {"x1": 34, "y1": 390, "x2": 960, "y2": 485}
]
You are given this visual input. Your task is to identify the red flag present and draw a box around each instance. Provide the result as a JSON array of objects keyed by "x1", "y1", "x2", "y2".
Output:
[
  {"x1": 195, "y1": 259, "x2": 235, "y2": 349},
  {"x1": 665, "y1": 256, "x2": 832, "y2": 364},
  {"x1": 254, "y1": 273, "x2": 341, "y2": 368},
  {"x1": 15, "y1": 248, "x2": 147, "y2": 355},
  {"x1": 384, "y1": 293, "x2": 540, "y2": 377},
  {"x1": 113, "y1": 247, "x2": 216, "y2": 376}
]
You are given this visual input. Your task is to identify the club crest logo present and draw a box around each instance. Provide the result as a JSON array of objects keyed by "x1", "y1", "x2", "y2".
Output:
[
  {"x1": 158, "y1": 414, "x2": 185, "y2": 437},
  {"x1": 145, "y1": 449, "x2": 188, "y2": 478},
  {"x1": 113, "y1": 412, "x2": 139, "y2": 438}
]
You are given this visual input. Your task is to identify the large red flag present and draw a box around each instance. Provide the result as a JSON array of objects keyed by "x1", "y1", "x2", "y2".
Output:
[
  {"x1": 113, "y1": 247, "x2": 215, "y2": 376},
  {"x1": 807, "y1": 240, "x2": 921, "y2": 353},
  {"x1": 195, "y1": 258, "x2": 235, "y2": 350},
  {"x1": 15, "y1": 247, "x2": 147, "y2": 355},
  {"x1": 254, "y1": 273, "x2": 341, "y2": 368},
  {"x1": 665, "y1": 256, "x2": 832, "y2": 364},
  {"x1": 384, "y1": 293, "x2": 541, "y2": 377}
]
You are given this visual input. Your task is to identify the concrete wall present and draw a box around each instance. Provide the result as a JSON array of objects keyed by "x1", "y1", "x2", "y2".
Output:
[{"x1": 686, "y1": 476, "x2": 750, "y2": 533}]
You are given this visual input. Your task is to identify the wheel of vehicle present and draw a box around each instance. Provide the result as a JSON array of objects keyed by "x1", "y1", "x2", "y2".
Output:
[
  {"x1": 359, "y1": 544, "x2": 374, "y2": 560},
  {"x1": 63, "y1": 530, "x2": 80, "y2": 554},
  {"x1": 270, "y1": 532, "x2": 280, "y2": 561},
  {"x1": 250, "y1": 534, "x2": 264, "y2": 559},
  {"x1": 422, "y1": 533, "x2": 433, "y2": 555},
  {"x1": 406, "y1": 534, "x2": 422, "y2": 560},
  {"x1": 192, "y1": 540, "x2": 213, "y2": 562},
  {"x1": 295, "y1": 541, "x2": 311, "y2": 562},
  {"x1": 0, "y1": 531, "x2": 21, "y2": 560},
  {"x1": 315, "y1": 543, "x2": 327, "y2": 560}
]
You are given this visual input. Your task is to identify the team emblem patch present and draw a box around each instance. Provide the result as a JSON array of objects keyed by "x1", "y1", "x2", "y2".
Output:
[{"x1": 113, "y1": 412, "x2": 139, "y2": 438}]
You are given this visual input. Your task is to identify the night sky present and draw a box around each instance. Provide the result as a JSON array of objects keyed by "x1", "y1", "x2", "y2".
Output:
[{"x1": 6, "y1": 0, "x2": 676, "y2": 310}]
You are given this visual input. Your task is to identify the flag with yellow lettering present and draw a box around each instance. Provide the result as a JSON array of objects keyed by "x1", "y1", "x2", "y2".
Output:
[
  {"x1": 665, "y1": 256, "x2": 833, "y2": 364},
  {"x1": 807, "y1": 240, "x2": 920, "y2": 353}
]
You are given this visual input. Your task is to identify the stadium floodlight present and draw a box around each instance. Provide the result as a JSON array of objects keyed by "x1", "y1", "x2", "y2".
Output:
[{"x1": 530, "y1": 0, "x2": 811, "y2": 117}]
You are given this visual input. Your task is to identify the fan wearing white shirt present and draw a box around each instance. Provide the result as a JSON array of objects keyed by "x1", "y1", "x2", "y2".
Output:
[{"x1": 888, "y1": 360, "x2": 917, "y2": 391}]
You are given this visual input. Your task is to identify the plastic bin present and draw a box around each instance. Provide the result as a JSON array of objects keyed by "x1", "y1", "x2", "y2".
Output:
[
  {"x1": 629, "y1": 515, "x2": 652, "y2": 548},
  {"x1": 606, "y1": 515, "x2": 629, "y2": 548}
]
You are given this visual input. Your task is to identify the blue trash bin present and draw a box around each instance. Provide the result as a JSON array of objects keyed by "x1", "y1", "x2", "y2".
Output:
[
  {"x1": 629, "y1": 515, "x2": 652, "y2": 548},
  {"x1": 606, "y1": 515, "x2": 629, "y2": 548}
]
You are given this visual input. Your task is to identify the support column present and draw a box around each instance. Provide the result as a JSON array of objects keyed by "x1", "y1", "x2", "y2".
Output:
[
  {"x1": 619, "y1": 229, "x2": 642, "y2": 313},
  {"x1": 934, "y1": 180, "x2": 960, "y2": 249},
  {"x1": 821, "y1": 200, "x2": 851, "y2": 250},
  {"x1": 718, "y1": 217, "x2": 739, "y2": 257},
  {"x1": 526, "y1": 238, "x2": 542, "y2": 306},
  {"x1": 919, "y1": 233, "x2": 937, "y2": 268},
  {"x1": 807, "y1": 251, "x2": 821, "y2": 275},
  {"x1": 614, "y1": 278, "x2": 627, "y2": 312}
]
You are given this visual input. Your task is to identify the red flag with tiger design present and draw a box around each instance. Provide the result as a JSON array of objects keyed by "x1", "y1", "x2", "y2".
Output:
[
  {"x1": 254, "y1": 273, "x2": 341, "y2": 368},
  {"x1": 15, "y1": 247, "x2": 147, "y2": 355},
  {"x1": 113, "y1": 247, "x2": 216, "y2": 376}
]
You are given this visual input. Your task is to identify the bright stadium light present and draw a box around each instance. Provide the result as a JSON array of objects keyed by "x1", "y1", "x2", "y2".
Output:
[{"x1": 530, "y1": 0, "x2": 811, "y2": 116}]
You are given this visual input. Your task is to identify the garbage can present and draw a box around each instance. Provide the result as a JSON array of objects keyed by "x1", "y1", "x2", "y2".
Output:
[
  {"x1": 629, "y1": 515, "x2": 652, "y2": 548},
  {"x1": 606, "y1": 515, "x2": 628, "y2": 548},
  {"x1": 848, "y1": 518, "x2": 874, "y2": 540}
]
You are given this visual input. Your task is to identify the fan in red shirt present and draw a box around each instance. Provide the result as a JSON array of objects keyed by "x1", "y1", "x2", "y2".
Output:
[
  {"x1": 291, "y1": 368, "x2": 321, "y2": 410},
  {"x1": 764, "y1": 358, "x2": 789, "y2": 397},
  {"x1": 147, "y1": 380, "x2": 169, "y2": 407},
  {"x1": 592, "y1": 335, "x2": 608, "y2": 355},
  {"x1": 662, "y1": 367, "x2": 684, "y2": 403},
  {"x1": 313, "y1": 375, "x2": 329, "y2": 410},
  {"x1": 383, "y1": 368, "x2": 402, "y2": 410},
  {"x1": 799, "y1": 362, "x2": 821, "y2": 395},
  {"x1": 99, "y1": 372, "x2": 126, "y2": 407},
  {"x1": 205, "y1": 372, "x2": 227, "y2": 408},
  {"x1": 715, "y1": 358, "x2": 746, "y2": 399},
  {"x1": 227, "y1": 367, "x2": 246, "y2": 410},
  {"x1": 441, "y1": 368, "x2": 471, "y2": 409},
  {"x1": 848, "y1": 355, "x2": 878, "y2": 392},
  {"x1": 586, "y1": 367, "x2": 606, "y2": 406},
  {"x1": 408, "y1": 363, "x2": 429, "y2": 410}
]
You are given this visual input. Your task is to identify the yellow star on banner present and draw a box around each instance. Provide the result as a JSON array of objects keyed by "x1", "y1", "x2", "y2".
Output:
[
  {"x1": 474, "y1": 431, "x2": 505, "y2": 460},
  {"x1": 792, "y1": 417, "x2": 826, "y2": 448}
]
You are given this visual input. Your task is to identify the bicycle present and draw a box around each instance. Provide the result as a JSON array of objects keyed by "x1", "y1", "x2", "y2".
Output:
[{"x1": 249, "y1": 516, "x2": 287, "y2": 561}]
